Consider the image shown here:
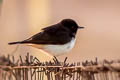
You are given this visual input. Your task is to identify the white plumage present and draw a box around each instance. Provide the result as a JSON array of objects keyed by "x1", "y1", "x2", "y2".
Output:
[{"x1": 28, "y1": 38, "x2": 76, "y2": 56}]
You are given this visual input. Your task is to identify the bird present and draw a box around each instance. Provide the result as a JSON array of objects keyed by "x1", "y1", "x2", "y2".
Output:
[{"x1": 8, "y1": 19, "x2": 84, "y2": 57}]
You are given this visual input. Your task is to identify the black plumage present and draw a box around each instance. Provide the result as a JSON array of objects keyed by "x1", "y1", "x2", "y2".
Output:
[{"x1": 8, "y1": 19, "x2": 84, "y2": 45}]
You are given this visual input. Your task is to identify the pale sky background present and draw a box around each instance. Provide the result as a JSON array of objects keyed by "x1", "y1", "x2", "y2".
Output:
[{"x1": 0, "y1": 0, "x2": 120, "y2": 62}]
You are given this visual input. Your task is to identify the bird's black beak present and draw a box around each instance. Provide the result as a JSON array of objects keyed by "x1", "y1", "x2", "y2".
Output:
[{"x1": 78, "y1": 26, "x2": 84, "y2": 29}]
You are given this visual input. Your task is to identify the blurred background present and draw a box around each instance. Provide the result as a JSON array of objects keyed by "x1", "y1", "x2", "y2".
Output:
[{"x1": 0, "y1": 0, "x2": 120, "y2": 62}]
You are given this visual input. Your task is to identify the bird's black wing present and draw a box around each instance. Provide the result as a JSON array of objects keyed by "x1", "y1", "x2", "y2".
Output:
[{"x1": 21, "y1": 24, "x2": 71, "y2": 45}]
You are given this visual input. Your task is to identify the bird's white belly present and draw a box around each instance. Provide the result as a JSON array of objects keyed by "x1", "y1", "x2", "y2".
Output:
[
  {"x1": 27, "y1": 38, "x2": 76, "y2": 56},
  {"x1": 43, "y1": 38, "x2": 76, "y2": 56}
]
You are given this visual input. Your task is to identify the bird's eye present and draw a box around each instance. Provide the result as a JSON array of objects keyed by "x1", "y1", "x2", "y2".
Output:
[{"x1": 71, "y1": 26, "x2": 74, "y2": 29}]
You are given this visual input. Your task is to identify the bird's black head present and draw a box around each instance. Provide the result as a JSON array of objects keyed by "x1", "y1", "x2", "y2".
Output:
[{"x1": 61, "y1": 19, "x2": 84, "y2": 34}]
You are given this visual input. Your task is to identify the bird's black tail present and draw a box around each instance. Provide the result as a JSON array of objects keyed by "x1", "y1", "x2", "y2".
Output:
[
  {"x1": 8, "y1": 40, "x2": 31, "y2": 45},
  {"x1": 8, "y1": 41, "x2": 21, "y2": 45}
]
